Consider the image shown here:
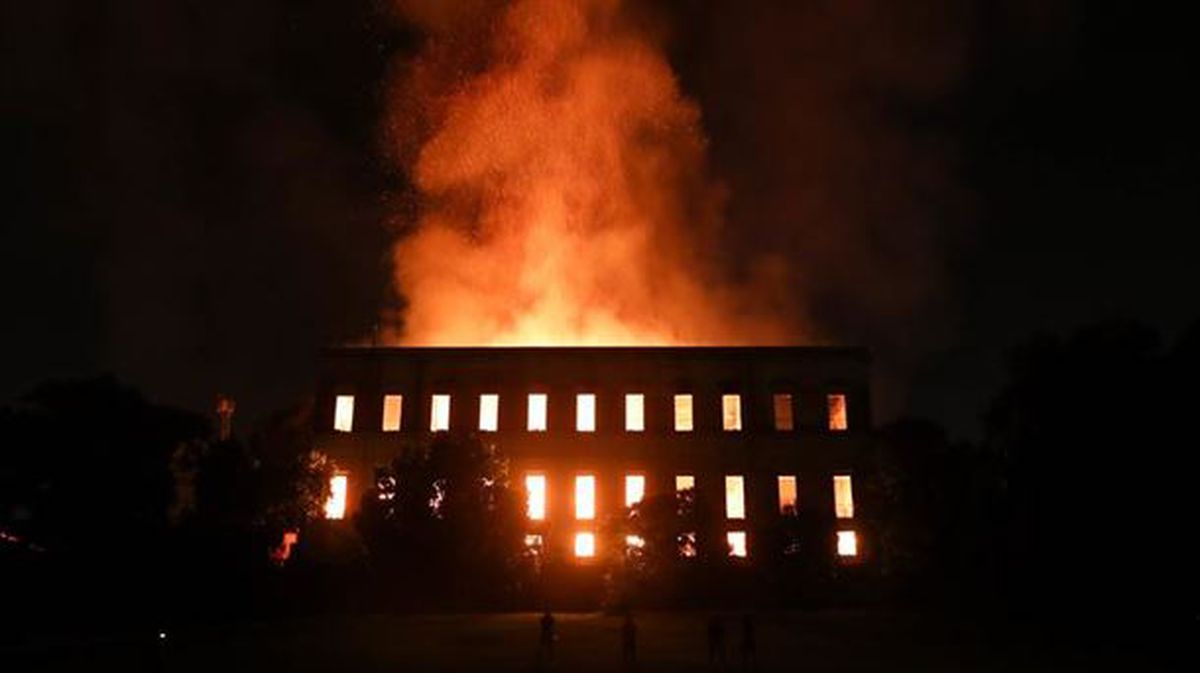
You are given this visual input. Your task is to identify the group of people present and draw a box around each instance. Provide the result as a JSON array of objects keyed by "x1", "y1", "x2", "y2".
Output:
[{"x1": 536, "y1": 610, "x2": 757, "y2": 669}]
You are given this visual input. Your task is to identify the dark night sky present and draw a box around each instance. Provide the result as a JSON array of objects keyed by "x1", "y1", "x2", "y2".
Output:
[{"x1": 2, "y1": 1, "x2": 1196, "y2": 438}]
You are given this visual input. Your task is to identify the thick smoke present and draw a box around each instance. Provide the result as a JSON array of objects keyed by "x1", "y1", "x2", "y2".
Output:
[{"x1": 381, "y1": 0, "x2": 797, "y2": 346}]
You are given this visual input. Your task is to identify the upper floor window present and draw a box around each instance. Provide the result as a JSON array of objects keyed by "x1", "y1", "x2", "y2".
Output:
[
  {"x1": 381, "y1": 394, "x2": 403, "y2": 432},
  {"x1": 575, "y1": 474, "x2": 596, "y2": 520},
  {"x1": 333, "y1": 395, "x2": 354, "y2": 432},
  {"x1": 625, "y1": 394, "x2": 645, "y2": 432},
  {"x1": 525, "y1": 473, "x2": 547, "y2": 521},
  {"x1": 576, "y1": 393, "x2": 596, "y2": 432},
  {"x1": 527, "y1": 393, "x2": 548, "y2": 432},
  {"x1": 837, "y1": 530, "x2": 858, "y2": 557},
  {"x1": 834, "y1": 474, "x2": 855, "y2": 519},
  {"x1": 773, "y1": 393, "x2": 794, "y2": 431},
  {"x1": 625, "y1": 474, "x2": 646, "y2": 508},
  {"x1": 722, "y1": 394, "x2": 743, "y2": 431},
  {"x1": 479, "y1": 394, "x2": 499, "y2": 432},
  {"x1": 674, "y1": 394, "x2": 694, "y2": 432},
  {"x1": 777, "y1": 475, "x2": 798, "y2": 515},
  {"x1": 430, "y1": 394, "x2": 451, "y2": 432},
  {"x1": 725, "y1": 475, "x2": 746, "y2": 520},
  {"x1": 324, "y1": 474, "x2": 348, "y2": 520},
  {"x1": 827, "y1": 393, "x2": 848, "y2": 431}
]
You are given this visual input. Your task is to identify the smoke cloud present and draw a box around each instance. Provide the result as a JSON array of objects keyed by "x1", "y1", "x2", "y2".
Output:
[{"x1": 381, "y1": 0, "x2": 798, "y2": 346}]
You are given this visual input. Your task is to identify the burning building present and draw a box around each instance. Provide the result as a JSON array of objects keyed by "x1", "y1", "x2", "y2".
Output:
[{"x1": 314, "y1": 345, "x2": 869, "y2": 564}]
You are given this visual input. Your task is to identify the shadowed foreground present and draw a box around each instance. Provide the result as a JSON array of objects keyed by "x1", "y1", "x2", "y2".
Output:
[{"x1": 12, "y1": 610, "x2": 1187, "y2": 673}]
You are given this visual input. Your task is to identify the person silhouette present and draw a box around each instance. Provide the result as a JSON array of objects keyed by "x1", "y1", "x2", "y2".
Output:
[
  {"x1": 538, "y1": 610, "x2": 556, "y2": 666},
  {"x1": 739, "y1": 613, "x2": 757, "y2": 671},
  {"x1": 621, "y1": 611, "x2": 638, "y2": 668},
  {"x1": 707, "y1": 614, "x2": 726, "y2": 668}
]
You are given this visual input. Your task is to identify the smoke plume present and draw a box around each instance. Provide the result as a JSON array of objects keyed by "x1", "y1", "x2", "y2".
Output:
[{"x1": 381, "y1": 0, "x2": 797, "y2": 346}]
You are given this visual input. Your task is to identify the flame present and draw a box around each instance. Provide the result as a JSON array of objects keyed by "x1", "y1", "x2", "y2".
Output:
[{"x1": 382, "y1": 0, "x2": 795, "y2": 346}]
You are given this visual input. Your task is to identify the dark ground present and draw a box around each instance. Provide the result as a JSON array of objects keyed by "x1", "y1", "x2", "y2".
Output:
[{"x1": 8, "y1": 610, "x2": 1190, "y2": 673}]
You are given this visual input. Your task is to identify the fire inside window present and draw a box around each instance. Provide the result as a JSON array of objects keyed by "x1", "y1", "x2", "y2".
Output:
[
  {"x1": 827, "y1": 393, "x2": 849, "y2": 431},
  {"x1": 725, "y1": 475, "x2": 746, "y2": 519},
  {"x1": 430, "y1": 394, "x2": 451, "y2": 432},
  {"x1": 575, "y1": 475, "x2": 596, "y2": 520},
  {"x1": 727, "y1": 531, "x2": 748, "y2": 558},
  {"x1": 333, "y1": 395, "x2": 354, "y2": 432},
  {"x1": 381, "y1": 394, "x2": 403, "y2": 432},
  {"x1": 625, "y1": 474, "x2": 646, "y2": 508},
  {"x1": 773, "y1": 393, "x2": 794, "y2": 431},
  {"x1": 625, "y1": 394, "x2": 644, "y2": 432},
  {"x1": 837, "y1": 530, "x2": 858, "y2": 557},
  {"x1": 324, "y1": 474, "x2": 348, "y2": 520},
  {"x1": 576, "y1": 393, "x2": 596, "y2": 432},
  {"x1": 479, "y1": 394, "x2": 499, "y2": 432},
  {"x1": 834, "y1": 474, "x2": 855, "y2": 519},
  {"x1": 778, "y1": 475, "x2": 798, "y2": 515},
  {"x1": 525, "y1": 474, "x2": 547, "y2": 521},
  {"x1": 574, "y1": 532, "x2": 596, "y2": 558},
  {"x1": 674, "y1": 394, "x2": 694, "y2": 432},
  {"x1": 524, "y1": 534, "x2": 543, "y2": 553},
  {"x1": 679, "y1": 532, "x2": 698, "y2": 557},
  {"x1": 722, "y1": 394, "x2": 743, "y2": 431},
  {"x1": 527, "y1": 393, "x2": 548, "y2": 432},
  {"x1": 625, "y1": 534, "x2": 645, "y2": 550}
]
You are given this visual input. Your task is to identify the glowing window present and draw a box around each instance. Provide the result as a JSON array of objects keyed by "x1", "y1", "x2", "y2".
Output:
[
  {"x1": 674, "y1": 394, "x2": 694, "y2": 432},
  {"x1": 524, "y1": 534, "x2": 543, "y2": 552},
  {"x1": 575, "y1": 475, "x2": 596, "y2": 520},
  {"x1": 625, "y1": 474, "x2": 646, "y2": 508},
  {"x1": 837, "y1": 530, "x2": 858, "y2": 557},
  {"x1": 525, "y1": 474, "x2": 547, "y2": 521},
  {"x1": 430, "y1": 394, "x2": 450, "y2": 432},
  {"x1": 727, "y1": 531, "x2": 748, "y2": 558},
  {"x1": 725, "y1": 475, "x2": 746, "y2": 520},
  {"x1": 527, "y1": 393, "x2": 548, "y2": 432},
  {"x1": 479, "y1": 394, "x2": 499, "y2": 432},
  {"x1": 828, "y1": 393, "x2": 848, "y2": 431},
  {"x1": 722, "y1": 394, "x2": 743, "y2": 431},
  {"x1": 675, "y1": 475, "x2": 695, "y2": 492},
  {"x1": 625, "y1": 534, "x2": 645, "y2": 550},
  {"x1": 773, "y1": 394, "x2": 794, "y2": 431},
  {"x1": 625, "y1": 394, "x2": 645, "y2": 432},
  {"x1": 324, "y1": 474, "x2": 347, "y2": 520},
  {"x1": 333, "y1": 395, "x2": 354, "y2": 432},
  {"x1": 679, "y1": 532, "x2": 698, "y2": 557},
  {"x1": 381, "y1": 394, "x2": 403, "y2": 432},
  {"x1": 834, "y1": 475, "x2": 855, "y2": 519},
  {"x1": 574, "y1": 531, "x2": 596, "y2": 558},
  {"x1": 576, "y1": 394, "x2": 596, "y2": 432},
  {"x1": 778, "y1": 475, "x2": 798, "y2": 515}
]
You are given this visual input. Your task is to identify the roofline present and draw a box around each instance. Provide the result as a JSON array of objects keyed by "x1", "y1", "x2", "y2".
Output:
[{"x1": 320, "y1": 344, "x2": 871, "y2": 362}]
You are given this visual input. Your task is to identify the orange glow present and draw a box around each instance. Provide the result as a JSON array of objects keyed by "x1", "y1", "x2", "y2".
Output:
[
  {"x1": 727, "y1": 531, "x2": 748, "y2": 558},
  {"x1": 333, "y1": 395, "x2": 354, "y2": 432},
  {"x1": 625, "y1": 534, "x2": 645, "y2": 550},
  {"x1": 479, "y1": 394, "x2": 499, "y2": 432},
  {"x1": 725, "y1": 475, "x2": 745, "y2": 520},
  {"x1": 675, "y1": 475, "x2": 695, "y2": 492},
  {"x1": 575, "y1": 474, "x2": 596, "y2": 520},
  {"x1": 576, "y1": 394, "x2": 596, "y2": 432},
  {"x1": 524, "y1": 533, "x2": 543, "y2": 552},
  {"x1": 625, "y1": 394, "x2": 644, "y2": 432},
  {"x1": 778, "y1": 475, "x2": 798, "y2": 514},
  {"x1": 828, "y1": 393, "x2": 849, "y2": 431},
  {"x1": 382, "y1": 394, "x2": 403, "y2": 432},
  {"x1": 380, "y1": 0, "x2": 797, "y2": 349},
  {"x1": 722, "y1": 394, "x2": 743, "y2": 431},
  {"x1": 679, "y1": 532, "x2": 697, "y2": 557},
  {"x1": 837, "y1": 530, "x2": 858, "y2": 557},
  {"x1": 625, "y1": 474, "x2": 646, "y2": 508},
  {"x1": 834, "y1": 475, "x2": 855, "y2": 519},
  {"x1": 525, "y1": 474, "x2": 547, "y2": 521},
  {"x1": 773, "y1": 393, "x2": 794, "y2": 431},
  {"x1": 430, "y1": 394, "x2": 451, "y2": 431},
  {"x1": 574, "y1": 532, "x2": 596, "y2": 558},
  {"x1": 527, "y1": 394, "x2": 548, "y2": 431},
  {"x1": 674, "y1": 395, "x2": 694, "y2": 432},
  {"x1": 324, "y1": 474, "x2": 347, "y2": 520}
]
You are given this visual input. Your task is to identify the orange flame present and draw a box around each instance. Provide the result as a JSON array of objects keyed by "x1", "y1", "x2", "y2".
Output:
[{"x1": 382, "y1": 0, "x2": 797, "y2": 346}]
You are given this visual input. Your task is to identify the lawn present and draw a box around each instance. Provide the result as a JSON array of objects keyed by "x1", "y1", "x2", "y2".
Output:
[{"x1": 12, "y1": 609, "x2": 1184, "y2": 672}]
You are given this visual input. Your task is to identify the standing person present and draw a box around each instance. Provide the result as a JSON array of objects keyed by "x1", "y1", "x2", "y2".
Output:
[
  {"x1": 538, "y1": 610, "x2": 557, "y2": 667},
  {"x1": 739, "y1": 613, "x2": 757, "y2": 671},
  {"x1": 707, "y1": 614, "x2": 726, "y2": 668},
  {"x1": 621, "y1": 611, "x2": 638, "y2": 669}
]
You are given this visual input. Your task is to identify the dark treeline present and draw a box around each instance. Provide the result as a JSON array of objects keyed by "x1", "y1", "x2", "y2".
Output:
[{"x1": 2, "y1": 319, "x2": 1197, "y2": 644}]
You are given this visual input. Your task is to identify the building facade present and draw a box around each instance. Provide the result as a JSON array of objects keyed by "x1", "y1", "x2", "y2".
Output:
[{"x1": 314, "y1": 346, "x2": 871, "y2": 563}]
